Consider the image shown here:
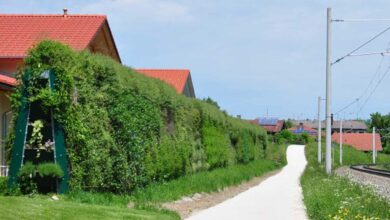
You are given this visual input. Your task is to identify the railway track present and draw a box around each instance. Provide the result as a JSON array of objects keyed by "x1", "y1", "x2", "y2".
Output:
[{"x1": 350, "y1": 164, "x2": 390, "y2": 178}]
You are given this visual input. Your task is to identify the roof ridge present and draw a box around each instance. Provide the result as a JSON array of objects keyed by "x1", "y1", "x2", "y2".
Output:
[
  {"x1": 0, "y1": 14, "x2": 106, "y2": 18},
  {"x1": 136, "y1": 68, "x2": 190, "y2": 71}
]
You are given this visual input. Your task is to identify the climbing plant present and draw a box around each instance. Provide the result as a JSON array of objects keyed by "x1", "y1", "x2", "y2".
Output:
[{"x1": 8, "y1": 40, "x2": 268, "y2": 193}]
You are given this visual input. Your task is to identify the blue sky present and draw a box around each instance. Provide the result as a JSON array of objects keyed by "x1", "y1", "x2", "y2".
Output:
[{"x1": 2, "y1": 0, "x2": 390, "y2": 120}]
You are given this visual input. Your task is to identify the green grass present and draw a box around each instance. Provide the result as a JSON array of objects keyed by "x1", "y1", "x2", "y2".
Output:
[
  {"x1": 132, "y1": 158, "x2": 282, "y2": 204},
  {"x1": 301, "y1": 142, "x2": 390, "y2": 220},
  {"x1": 0, "y1": 195, "x2": 178, "y2": 220},
  {"x1": 0, "y1": 143, "x2": 286, "y2": 219}
]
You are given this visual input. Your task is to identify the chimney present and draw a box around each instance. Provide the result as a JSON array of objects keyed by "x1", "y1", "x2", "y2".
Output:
[{"x1": 63, "y1": 8, "x2": 68, "y2": 18}]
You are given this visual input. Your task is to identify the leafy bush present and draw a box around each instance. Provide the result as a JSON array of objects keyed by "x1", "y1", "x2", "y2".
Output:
[
  {"x1": 0, "y1": 177, "x2": 7, "y2": 195},
  {"x1": 202, "y1": 122, "x2": 233, "y2": 169},
  {"x1": 36, "y1": 163, "x2": 64, "y2": 178},
  {"x1": 274, "y1": 130, "x2": 313, "y2": 145},
  {"x1": 9, "y1": 40, "x2": 268, "y2": 193},
  {"x1": 18, "y1": 162, "x2": 37, "y2": 194}
]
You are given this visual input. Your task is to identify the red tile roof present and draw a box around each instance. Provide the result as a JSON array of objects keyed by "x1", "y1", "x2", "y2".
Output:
[
  {"x1": 0, "y1": 14, "x2": 106, "y2": 58},
  {"x1": 0, "y1": 74, "x2": 16, "y2": 86},
  {"x1": 332, "y1": 133, "x2": 382, "y2": 151},
  {"x1": 135, "y1": 69, "x2": 190, "y2": 94},
  {"x1": 262, "y1": 120, "x2": 284, "y2": 133}
]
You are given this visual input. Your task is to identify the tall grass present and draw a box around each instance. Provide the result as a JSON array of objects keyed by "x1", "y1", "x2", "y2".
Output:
[
  {"x1": 301, "y1": 142, "x2": 390, "y2": 220},
  {"x1": 132, "y1": 158, "x2": 281, "y2": 204}
]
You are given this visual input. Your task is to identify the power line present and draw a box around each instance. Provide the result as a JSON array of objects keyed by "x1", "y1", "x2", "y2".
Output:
[
  {"x1": 332, "y1": 25, "x2": 390, "y2": 65},
  {"x1": 333, "y1": 18, "x2": 390, "y2": 22},
  {"x1": 335, "y1": 40, "x2": 390, "y2": 115},
  {"x1": 358, "y1": 62, "x2": 390, "y2": 113},
  {"x1": 334, "y1": 98, "x2": 359, "y2": 115}
]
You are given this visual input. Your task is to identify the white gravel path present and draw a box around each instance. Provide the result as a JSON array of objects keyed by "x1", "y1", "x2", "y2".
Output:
[{"x1": 187, "y1": 145, "x2": 308, "y2": 220}]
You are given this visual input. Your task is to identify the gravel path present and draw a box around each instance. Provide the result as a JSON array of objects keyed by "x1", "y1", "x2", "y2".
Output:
[
  {"x1": 186, "y1": 145, "x2": 308, "y2": 220},
  {"x1": 336, "y1": 166, "x2": 390, "y2": 201}
]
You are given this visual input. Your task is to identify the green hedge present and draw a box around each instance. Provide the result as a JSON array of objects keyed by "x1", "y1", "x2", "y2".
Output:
[{"x1": 9, "y1": 41, "x2": 268, "y2": 193}]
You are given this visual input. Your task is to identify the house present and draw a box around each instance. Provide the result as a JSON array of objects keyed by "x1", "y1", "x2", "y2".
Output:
[
  {"x1": 0, "y1": 10, "x2": 121, "y2": 174},
  {"x1": 135, "y1": 69, "x2": 196, "y2": 98},
  {"x1": 288, "y1": 123, "x2": 317, "y2": 136},
  {"x1": 331, "y1": 120, "x2": 367, "y2": 133},
  {"x1": 250, "y1": 117, "x2": 284, "y2": 134},
  {"x1": 332, "y1": 133, "x2": 382, "y2": 152},
  {"x1": 292, "y1": 119, "x2": 367, "y2": 133}
]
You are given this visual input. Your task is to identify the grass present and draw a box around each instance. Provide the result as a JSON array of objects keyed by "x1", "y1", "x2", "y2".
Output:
[
  {"x1": 301, "y1": 142, "x2": 390, "y2": 220},
  {"x1": 0, "y1": 143, "x2": 287, "y2": 219},
  {"x1": 133, "y1": 159, "x2": 284, "y2": 203},
  {"x1": 131, "y1": 143, "x2": 286, "y2": 204},
  {"x1": 0, "y1": 195, "x2": 178, "y2": 220}
]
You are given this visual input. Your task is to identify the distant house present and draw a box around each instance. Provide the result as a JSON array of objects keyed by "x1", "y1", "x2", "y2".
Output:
[
  {"x1": 288, "y1": 123, "x2": 317, "y2": 136},
  {"x1": 331, "y1": 120, "x2": 367, "y2": 133},
  {"x1": 332, "y1": 133, "x2": 382, "y2": 152},
  {"x1": 135, "y1": 69, "x2": 196, "y2": 98},
  {"x1": 0, "y1": 10, "x2": 121, "y2": 175},
  {"x1": 250, "y1": 117, "x2": 284, "y2": 134},
  {"x1": 292, "y1": 120, "x2": 367, "y2": 134}
]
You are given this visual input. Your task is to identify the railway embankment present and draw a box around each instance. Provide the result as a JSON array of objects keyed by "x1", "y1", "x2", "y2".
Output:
[{"x1": 336, "y1": 166, "x2": 390, "y2": 201}]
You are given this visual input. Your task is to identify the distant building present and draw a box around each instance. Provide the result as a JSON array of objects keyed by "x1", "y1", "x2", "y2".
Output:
[
  {"x1": 288, "y1": 123, "x2": 317, "y2": 136},
  {"x1": 135, "y1": 69, "x2": 196, "y2": 98},
  {"x1": 250, "y1": 117, "x2": 284, "y2": 134},
  {"x1": 332, "y1": 133, "x2": 382, "y2": 152},
  {"x1": 331, "y1": 120, "x2": 367, "y2": 133},
  {"x1": 291, "y1": 120, "x2": 367, "y2": 133}
]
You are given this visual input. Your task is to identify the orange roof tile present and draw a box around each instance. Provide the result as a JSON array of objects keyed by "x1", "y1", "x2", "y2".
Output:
[
  {"x1": 0, "y1": 74, "x2": 16, "y2": 86},
  {"x1": 0, "y1": 14, "x2": 106, "y2": 58},
  {"x1": 135, "y1": 69, "x2": 190, "y2": 94},
  {"x1": 332, "y1": 133, "x2": 382, "y2": 151}
]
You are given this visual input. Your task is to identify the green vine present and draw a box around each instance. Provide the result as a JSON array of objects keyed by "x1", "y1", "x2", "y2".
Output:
[{"x1": 9, "y1": 40, "x2": 268, "y2": 193}]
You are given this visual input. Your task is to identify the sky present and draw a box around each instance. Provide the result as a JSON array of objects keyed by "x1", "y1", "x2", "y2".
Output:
[{"x1": 2, "y1": 0, "x2": 390, "y2": 120}]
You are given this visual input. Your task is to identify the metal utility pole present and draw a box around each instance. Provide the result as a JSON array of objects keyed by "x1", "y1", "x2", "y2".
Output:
[
  {"x1": 339, "y1": 119, "x2": 343, "y2": 165},
  {"x1": 373, "y1": 127, "x2": 376, "y2": 164},
  {"x1": 317, "y1": 96, "x2": 322, "y2": 163},
  {"x1": 325, "y1": 8, "x2": 333, "y2": 174}
]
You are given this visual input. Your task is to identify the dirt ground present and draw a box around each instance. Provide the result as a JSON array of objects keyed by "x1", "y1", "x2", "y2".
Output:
[{"x1": 162, "y1": 169, "x2": 281, "y2": 219}]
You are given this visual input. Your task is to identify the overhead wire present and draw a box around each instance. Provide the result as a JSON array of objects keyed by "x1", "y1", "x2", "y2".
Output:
[
  {"x1": 358, "y1": 61, "x2": 390, "y2": 113},
  {"x1": 335, "y1": 39, "x2": 390, "y2": 116},
  {"x1": 332, "y1": 25, "x2": 390, "y2": 65}
]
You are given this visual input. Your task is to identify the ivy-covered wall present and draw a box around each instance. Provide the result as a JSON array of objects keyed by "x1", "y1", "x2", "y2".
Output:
[{"x1": 9, "y1": 41, "x2": 268, "y2": 193}]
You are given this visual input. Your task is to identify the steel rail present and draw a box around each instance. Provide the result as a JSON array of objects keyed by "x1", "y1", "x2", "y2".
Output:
[{"x1": 350, "y1": 164, "x2": 390, "y2": 178}]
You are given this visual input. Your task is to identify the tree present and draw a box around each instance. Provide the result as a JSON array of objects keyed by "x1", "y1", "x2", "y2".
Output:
[
  {"x1": 369, "y1": 112, "x2": 390, "y2": 154},
  {"x1": 203, "y1": 97, "x2": 220, "y2": 109}
]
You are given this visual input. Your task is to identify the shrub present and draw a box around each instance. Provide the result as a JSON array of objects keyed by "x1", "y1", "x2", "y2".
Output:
[
  {"x1": 0, "y1": 177, "x2": 7, "y2": 195},
  {"x1": 9, "y1": 40, "x2": 268, "y2": 193},
  {"x1": 18, "y1": 162, "x2": 37, "y2": 194},
  {"x1": 36, "y1": 163, "x2": 64, "y2": 178},
  {"x1": 202, "y1": 122, "x2": 233, "y2": 169}
]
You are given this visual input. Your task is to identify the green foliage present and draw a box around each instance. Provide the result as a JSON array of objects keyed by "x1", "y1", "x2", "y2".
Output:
[
  {"x1": 301, "y1": 142, "x2": 390, "y2": 220},
  {"x1": 0, "y1": 177, "x2": 7, "y2": 195},
  {"x1": 368, "y1": 112, "x2": 390, "y2": 153},
  {"x1": 26, "y1": 120, "x2": 44, "y2": 149},
  {"x1": 202, "y1": 97, "x2": 220, "y2": 109},
  {"x1": 274, "y1": 130, "x2": 313, "y2": 145},
  {"x1": 10, "y1": 40, "x2": 268, "y2": 193},
  {"x1": 36, "y1": 163, "x2": 64, "y2": 178},
  {"x1": 17, "y1": 162, "x2": 64, "y2": 194},
  {"x1": 132, "y1": 159, "x2": 280, "y2": 204},
  {"x1": 284, "y1": 119, "x2": 293, "y2": 129},
  {"x1": 18, "y1": 162, "x2": 37, "y2": 194},
  {"x1": 202, "y1": 122, "x2": 233, "y2": 169}
]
